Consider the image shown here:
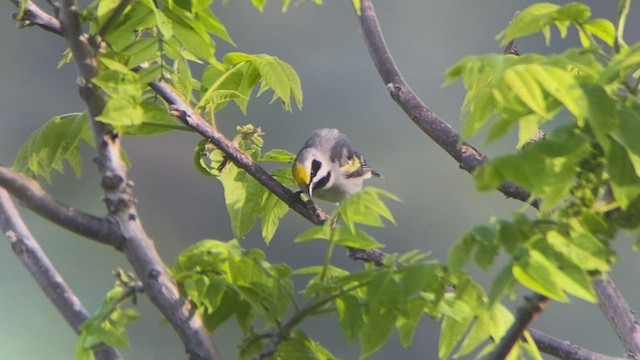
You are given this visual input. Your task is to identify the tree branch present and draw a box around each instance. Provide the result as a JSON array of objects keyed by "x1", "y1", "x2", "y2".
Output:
[
  {"x1": 58, "y1": 1, "x2": 220, "y2": 359},
  {"x1": 0, "y1": 165, "x2": 123, "y2": 249},
  {"x1": 9, "y1": 0, "x2": 62, "y2": 35},
  {"x1": 357, "y1": 2, "x2": 640, "y2": 358},
  {"x1": 149, "y1": 81, "x2": 325, "y2": 225},
  {"x1": 593, "y1": 278, "x2": 640, "y2": 358},
  {"x1": 357, "y1": 0, "x2": 536, "y2": 208},
  {"x1": 530, "y1": 328, "x2": 626, "y2": 360},
  {"x1": 487, "y1": 293, "x2": 550, "y2": 360},
  {"x1": 0, "y1": 189, "x2": 122, "y2": 360}
]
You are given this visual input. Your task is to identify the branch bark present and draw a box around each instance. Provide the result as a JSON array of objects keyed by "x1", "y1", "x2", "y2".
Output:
[
  {"x1": 9, "y1": 0, "x2": 63, "y2": 35},
  {"x1": 487, "y1": 293, "x2": 549, "y2": 360},
  {"x1": 530, "y1": 328, "x2": 626, "y2": 360},
  {"x1": 58, "y1": 1, "x2": 220, "y2": 359},
  {"x1": 357, "y1": 0, "x2": 536, "y2": 208},
  {"x1": 0, "y1": 189, "x2": 122, "y2": 360},
  {"x1": 593, "y1": 278, "x2": 640, "y2": 358},
  {"x1": 356, "y1": 1, "x2": 640, "y2": 359},
  {"x1": 0, "y1": 165, "x2": 122, "y2": 249}
]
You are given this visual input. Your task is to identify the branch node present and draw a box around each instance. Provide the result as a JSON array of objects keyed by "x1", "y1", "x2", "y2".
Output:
[
  {"x1": 148, "y1": 268, "x2": 161, "y2": 281},
  {"x1": 386, "y1": 82, "x2": 403, "y2": 101},
  {"x1": 100, "y1": 172, "x2": 124, "y2": 191}
]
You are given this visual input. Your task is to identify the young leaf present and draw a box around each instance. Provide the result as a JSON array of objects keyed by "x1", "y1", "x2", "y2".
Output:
[
  {"x1": 13, "y1": 113, "x2": 93, "y2": 182},
  {"x1": 261, "y1": 191, "x2": 289, "y2": 244},
  {"x1": 336, "y1": 294, "x2": 364, "y2": 343},
  {"x1": 218, "y1": 163, "x2": 265, "y2": 239},
  {"x1": 359, "y1": 305, "x2": 396, "y2": 359},
  {"x1": 512, "y1": 251, "x2": 569, "y2": 302},
  {"x1": 336, "y1": 187, "x2": 400, "y2": 232}
]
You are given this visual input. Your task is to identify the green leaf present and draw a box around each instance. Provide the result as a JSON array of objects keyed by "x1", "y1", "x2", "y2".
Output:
[
  {"x1": 218, "y1": 163, "x2": 265, "y2": 239},
  {"x1": 336, "y1": 294, "x2": 364, "y2": 343},
  {"x1": 261, "y1": 149, "x2": 295, "y2": 163},
  {"x1": 504, "y1": 65, "x2": 548, "y2": 117},
  {"x1": 546, "y1": 230, "x2": 609, "y2": 272},
  {"x1": 76, "y1": 281, "x2": 140, "y2": 357},
  {"x1": 120, "y1": 38, "x2": 160, "y2": 68},
  {"x1": 475, "y1": 127, "x2": 591, "y2": 213},
  {"x1": 513, "y1": 250, "x2": 569, "y2": 302},
  {"x1": 198, "y1": 9, "x2": 235, "y2": 46},
  {"x1": 336, "y1": 187, "x2": 400, "y2": 232},
  {"x1": 583, "y1": 18, "x2": 615, "y2": 46},
  {"x1": 117, "y1": 102, "x2": 184, "y2": 135},
  {"x1": 607, "y1": 137, "x2": 640, "y2": 209},
  {"x1": 601, "y1": 44, "x2": 640, "y2": 84},
  {"x1": 163, "y1": 7, "x2": 215, "y2": 63},
  {"x1": 255, "y1": 54, "x2": 303, "y2": 111},
  {"x1": 261, "y1": 191, "x2": 289, "y2": 244},
  {"x1": 498, "y1": 3, "x2": 591, "y2": 46},
  {"x1": 528, "y1": 64, "x2": 588, "y2": 124},
  {"x1": 251, "y1": 0, "x2": 266, "y2": 12},
  {"x1": 13, "y1": 113, "x2": 93, "y2": 182},
  {"x1": 488, "y1": 264, "x2": 517, "y2": 304},
  {"x1": 396, "y1": 297, "x2": 427, "y2": 348},
  {"x1": 276, "y1": 331, "x2": 337, "y2": 360},
  {"x1": 294, "y1": 224, "x2": 383, "y2": 249},
  {"x1": 447, "y1": 234, "x2": 475, "y2": 273},
  {"x1": 359, "y1": 305, "x2": 396, "y2": 359}
]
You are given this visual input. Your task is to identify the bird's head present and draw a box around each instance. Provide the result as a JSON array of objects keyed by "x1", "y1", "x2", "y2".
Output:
[{"x1": 292, "y1": 148, "x2": 333, "y2": 199}]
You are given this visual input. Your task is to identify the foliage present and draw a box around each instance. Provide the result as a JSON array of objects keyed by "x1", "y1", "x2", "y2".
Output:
[
  {"x1": 441, "y1": 1, "x2": 640, "y2": 357},
  {"x1": 13, "y1": 113, "x2": 93, "y2": 182},
  {"x1": 75, "y1": 270, "x2": 141, "y2": 360},
  {"x1": 10, "y1": 0, "x2": 640, "y2": 359}
]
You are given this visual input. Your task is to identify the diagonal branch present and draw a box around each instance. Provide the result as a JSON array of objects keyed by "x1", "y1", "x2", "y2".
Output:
[
  {"x1": 593, "y1": 278, "x2": 640, "y2": 357},
  {"x1": 357, "y1": 0, "x2": 536, "y2": 208},
  {"x1": 357, "y1": 1, "x2": 640, "y2": 358},
  {"x1": 530, "y1": 328, "x2": 626, "y2": 360},
  {"x1": 487, "y1": 293, "x2": 549, "y2": 360},
  {"x1": 0, "y1": 188, "x2": 122, "y2": 360},
  {"x1": 58, "y1": 1, "x2": 220, "y2": 359},
  {"x1": 149, "y1": 82, "x2": 324, "y2": 225},
  {"x1": 149, "y1": 82, "x2": 389, "y2": 265},
  {"x1": 0, "y1": 165, "x2": 122, "y2": 249}
]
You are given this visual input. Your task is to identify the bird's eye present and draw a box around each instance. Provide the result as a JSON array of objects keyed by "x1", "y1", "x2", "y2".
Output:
[{"x1": 311, "y1": 159, "x2": 322, "y2": 178}]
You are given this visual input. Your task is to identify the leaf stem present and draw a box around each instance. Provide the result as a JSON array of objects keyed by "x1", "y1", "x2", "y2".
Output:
[
  {"x1": 615, "y1": 0, "x2": 631, "y2": 53},
  {"x1": 196, "y1": 61, "x2": 248, "y2": 109},
  {"x1": 319, "y1": 220, "x2": 338, "y2": 284}
]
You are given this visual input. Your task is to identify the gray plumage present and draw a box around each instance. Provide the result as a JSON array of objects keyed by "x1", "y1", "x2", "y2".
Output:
[{"x1": 292, "y1": 128, "x2": 381, "y2": 203}]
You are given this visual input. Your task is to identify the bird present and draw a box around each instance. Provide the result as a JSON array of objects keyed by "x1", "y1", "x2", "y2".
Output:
[{"x1": 291, "y1": 128, "x2": 382, "y2": 203}]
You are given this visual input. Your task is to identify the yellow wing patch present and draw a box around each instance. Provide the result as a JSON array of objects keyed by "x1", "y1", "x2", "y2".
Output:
[
  {"x1": 292, "y1": 162, "x2": 309, "y2": 187},
  {"x1": 340, "y1": 156, "x2": 362, "y2": 175}
]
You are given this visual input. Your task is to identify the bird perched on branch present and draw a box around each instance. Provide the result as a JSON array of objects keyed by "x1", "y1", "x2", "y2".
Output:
[{"x1": 292, "y1": 128, "x2": 382, "y2": 203}]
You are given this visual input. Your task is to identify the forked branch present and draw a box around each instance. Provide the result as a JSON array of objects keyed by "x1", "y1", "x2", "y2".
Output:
[{"x1": 0, "y1": 189, "x2": 122, "y2": 360}]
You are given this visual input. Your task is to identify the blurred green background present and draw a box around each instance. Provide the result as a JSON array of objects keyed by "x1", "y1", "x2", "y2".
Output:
[{"x1": 1, "y1": 1, "x2": 639, "y2": 359}]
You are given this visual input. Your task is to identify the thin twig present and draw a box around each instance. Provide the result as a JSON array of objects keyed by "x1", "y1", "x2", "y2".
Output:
[
  {"x1": 357, "y1": 0, "x2": 537, "y2": 208},
  {"x1": 58, "y1": 1, "x2": 220, "y2": 359},
  {"x1": 0, "y1": 189, "x2": 122, "y2": 360},
  {"x1": 487, "y1": 294, "x2": 550, "y2": 360},
  {"x1": 0, "y1": 165, "x2": 122, "y2": 249},
  {"x1": 530, "y1": 328, "x2": 626, "y2": 360}
]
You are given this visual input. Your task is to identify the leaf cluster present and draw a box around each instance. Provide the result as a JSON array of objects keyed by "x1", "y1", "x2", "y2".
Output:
[
  {"x1": 75, "y1": 270, "x2": 142, "y2": 360},
  {"x1": 441, "y1": 2, "x2": 640, "y2": 358}
]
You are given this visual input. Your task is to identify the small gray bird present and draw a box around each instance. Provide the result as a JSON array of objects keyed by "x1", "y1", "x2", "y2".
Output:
[{"x1": 292, "y1": 128, "x2": 381, "y2": 203}]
